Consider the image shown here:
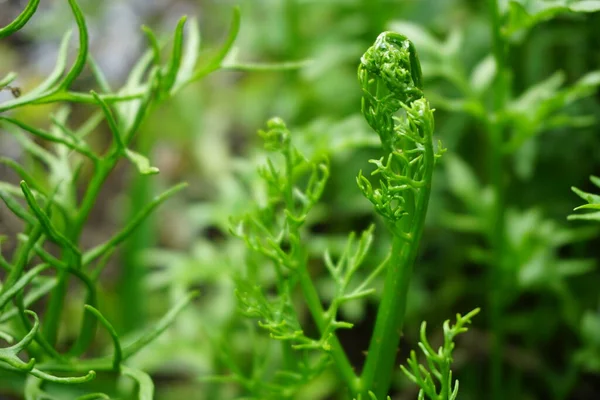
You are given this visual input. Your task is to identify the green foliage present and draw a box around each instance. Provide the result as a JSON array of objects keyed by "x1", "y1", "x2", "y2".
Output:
[
  {"x1": 352, "y1": 309, "x2": 479, "y2": 400},
  {"x1": 569, "y1": 176, "x2": 600, "y2": 222},
  {"x1": 390, "y1": 1, "x2": 600, "y2": 398},
  {"x1": 2, "y1": 0, "x2": 600, "y2": 399},
  {"x1": 505, "y1": 0, "x2": 600, "y2": 39},
  {"x1": 225, "y1": 30, "x2": 451, "y2": 399},
  {"x1": 0, "y1": 1, "x2": 249, "y2": 397},
  {"x1": 400, "y1": 308, "x2": 480, "y2": 400},
  {"x1": 230, "y1": 116, "x2": 360, "y2": 397},
  {"x1": 568, "y1": 176, "x2": 600, "y2": 376}
]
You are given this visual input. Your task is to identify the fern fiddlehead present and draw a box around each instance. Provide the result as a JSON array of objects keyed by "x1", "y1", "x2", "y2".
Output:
[{"x1": 357, "y1": 32, "x2": 440, "y2": 398}]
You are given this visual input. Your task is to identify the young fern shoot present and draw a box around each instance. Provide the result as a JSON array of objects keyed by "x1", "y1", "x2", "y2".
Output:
[
  {"x1": 233, "y1": 31, "x2": 453, "y2": 399},
  {"x1": 357, "y1": 32, "x2": 443, "y2": 398}
]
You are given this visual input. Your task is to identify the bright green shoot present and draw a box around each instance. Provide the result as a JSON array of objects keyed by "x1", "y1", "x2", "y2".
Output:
[
  {"x1": 357, "y1": 31, "x2": 444, "y2": 398},
  {"x1": 233, "y1": 31, "x2": 465, "y2": 399}
]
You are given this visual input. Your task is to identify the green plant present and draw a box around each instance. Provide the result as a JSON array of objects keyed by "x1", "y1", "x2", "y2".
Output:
[
  {"x1": 4, "y1": 1, "x2": 600, "y2": 399},
  {"x1": 400, "y1": 308, "x2": 480, "y2": 400},
  {"x1": 0, "y1": 1, "x2": 303, "y2": 398},
  {"x1": 0, "y1": 0, "x2": 39, "y2": 39},
  {"x1": 568, "y1": 176, "x2": 600, "y2": 379},
  {"x1": 356, "y1": 32, "x2": 444, "y2": 398},
  {"x1": 227, "y1": 30, "x2": 467, "y2": 399},
  {"x1": 387, "y1": 1, "x2": 600, "y2": 397},
  {"x1": 569, "y1": 176, "x2": 600, "y2": 222}
]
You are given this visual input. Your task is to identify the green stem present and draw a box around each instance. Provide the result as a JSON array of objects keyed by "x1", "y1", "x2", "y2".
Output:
[
  {"x1": 487, "y1": 1, "x2": 507, "y2": 399},
  {"x1": 359, "y1": 214, "x2": 430, "y2": 396},
  {"x1": 296, "y1": 261, "x2": 359, "y2": 395},
  {"x1": 282, "y1": 144, "x2": 358, "y2": 395},
  {"x1": 119, "y1": 151, "x2": 153, "y2": 333},
  {"x1": 359, "y1": 236, "x2": 414, "y2": 397},
  {"x1": 4, "y1": 226, "x2": 42, "y2": 291},
  {"x1": 43, "y1": 160, "x2": 113, "y2": 346},
  {"x1": 360, "y1": 146, "x2": 433, "y2": 399}
]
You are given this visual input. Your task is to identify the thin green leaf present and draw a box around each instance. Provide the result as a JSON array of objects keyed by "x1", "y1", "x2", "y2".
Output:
[
  {"x1": 31, "y1": 31, "x2": 73, "y2": 96},
  {"x1": 84, "y1": 182, "x2": 187, "y2": 265},
  {"x1": 121, "y1": 291, "x2": 198, "y2": 359},
  {"x1": 4, "y1": 310, "x2": 38, "y2": 354},
  {"x1": 172, "y1": 17, "x2": 201, "y2": 93},
  {"x1": 0, "y1": 237, "x2": 12, "y2": 272},
  {"x1": 87, "y1": 55, "x2": 112, "y2": 93},
  {"x1": 0, "y1": 188, "x2": 37, "y2": 226},
  {"x1": 60, "y1": 0, "x2": 89, "y2": 90},
  {"x1": 30, "y1": 368, "x2": 95, "y2": 384},
  {"x1": 91, "y1": 91, "x2": 124, "y2": 151},
  {"x1": 36, "y1": 90, "x2": 144, "y2": 106},
  {"x1": 0, "y1": 0, "x2": 40, "y2": 38},
  {"x1": 75, "y1": 393, "x2": 110, "y2": 400},
  {"x1": 0, "y1": 264, "x2": 49, "y2": 309},
  {"x1": 191, "y1": 6, "x2": 240, "y2": 81},
  {"x1": 15, "y1": 296, "x2": 66, "y2": 363},
  {"x1": 0, "y1": 72, "x2": 18, "y2": 88},
  {"x1": 0, "y1": 278, "x2": 57, "y2": 324},
  {"x1": 162, "y1": 16, "x2": 187, "y2": 94},
  {"x1": 0, "y1": 116, "x2": 95, "y2": 159},
  {"x1": 0, "y1": 331, "x2": 14, "y2": 344},
  {"x1": 568, "y1": 211, "x2": 600, "y2": 221},
  {"x1": 125, "y1": 149, "x2": 159, "y2": 175},
  {"x1": 84, "y1": 305, "x2": 122, "y2": 371},
  {"x1": 0, "y1": 311, "x2": 38, "y2": 372},
  {"x1": 210, "y1": 6, "x2": 240, "y2": 66},
  {"x1": 0, "y1": 31, "x2": 71, "y2": 112},
  {"x1": 122, "y1": 69, "x2": 159, "y2": 142},
  {"x1": 574, "y1": 204, "x2": 600, "y2": 211},
  {"x1": 141, "y1": 25, "x2": 161, "y2": 66},
  {"x1": 122, "y1": 366, "x2": 153, "y2": 400},
  {"x1": 0, "y1": 157, "x2": 47, "y2": 196},
  {"x1": 20, "y1": 181, "x2": 81, "y2": 261},
  {"x1": 571, "y1": 186, "x2": 600, "y2": 204}
]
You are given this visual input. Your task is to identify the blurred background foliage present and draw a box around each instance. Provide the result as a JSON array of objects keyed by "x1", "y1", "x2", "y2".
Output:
[{"x1": 1, "y1": 0, "x2": 600, "y2": 399}]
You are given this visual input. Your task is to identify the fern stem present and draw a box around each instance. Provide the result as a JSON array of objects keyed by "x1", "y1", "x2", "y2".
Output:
[
  {"x1": 360, "y1": 157, "x2": 433, "y2": 398},
  {"x1": 281, "y1": 143, "x2": 358, "y2": 394},
  {"x1": 359, "y1": 235, "x2": 414, "y2": 397},
  {"x1": 43, "y1": 160, "x2": 113, "y2": 346},
  {"x1": 296, "y1": 261, "x2": 359, "y2": 395},
  {"x1": 356, "y1": 31, "x2": 435, "y2": 397}
]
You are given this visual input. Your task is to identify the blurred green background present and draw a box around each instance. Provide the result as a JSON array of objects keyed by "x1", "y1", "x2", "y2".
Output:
[{"x1": 1, "y1": 0, "x2": 600, "y2": 399}]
